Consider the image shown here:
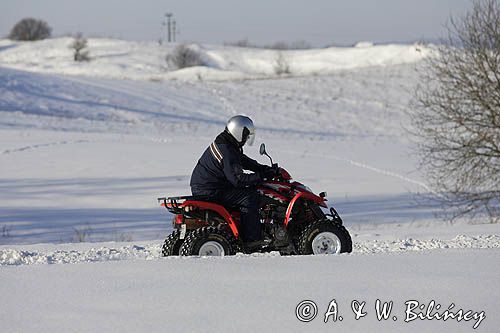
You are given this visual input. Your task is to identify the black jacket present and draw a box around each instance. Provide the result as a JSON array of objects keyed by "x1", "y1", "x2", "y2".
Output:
[{"x1": 190, "y1": 131, "x2": 267, "y2": 194}]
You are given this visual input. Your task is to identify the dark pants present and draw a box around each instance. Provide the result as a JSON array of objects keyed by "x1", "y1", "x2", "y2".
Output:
[{"x1": 192, "y1": 187, "x2": 261, "y2": 242}]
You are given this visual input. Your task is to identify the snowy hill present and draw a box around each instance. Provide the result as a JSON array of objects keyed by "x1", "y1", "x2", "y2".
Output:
[
  {"x1": 0, "y1": 37, "x2": 430, "y2": 80},
  {"x1": 0, "y1": 60, "x2": 432, "y2": 245},
  {"x1": 0, "y1": 38, "x2": 498, "y2": 332}
]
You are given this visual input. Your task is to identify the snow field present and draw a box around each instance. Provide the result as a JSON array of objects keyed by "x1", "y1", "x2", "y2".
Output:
[
  {"x1": 2, "y1": 249, "x2": 498, "y2": 332},
  {"x1": 1, "y1": 37, "x2": 499, "y2": 333}
]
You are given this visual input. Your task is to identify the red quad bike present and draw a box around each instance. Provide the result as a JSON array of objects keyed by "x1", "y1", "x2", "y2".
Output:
[{"x1": 158, "y1": 143, "x2": 352, "y2": 256}]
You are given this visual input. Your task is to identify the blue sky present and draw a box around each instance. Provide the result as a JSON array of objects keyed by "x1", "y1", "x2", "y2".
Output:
[{"x1": 1, "y1": 0, "x2": 472, "y2": 45}]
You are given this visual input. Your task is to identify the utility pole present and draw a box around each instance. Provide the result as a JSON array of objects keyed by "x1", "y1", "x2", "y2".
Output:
[
  {"x1": 165, "y1": 13, "x2": 173, "y2": 42},
  {"x1": 172, "y1": 20, "x2": 176, "y2": 42},
  {"x1": 160, "y1": 20, "x2": 166, "y2": 44}
]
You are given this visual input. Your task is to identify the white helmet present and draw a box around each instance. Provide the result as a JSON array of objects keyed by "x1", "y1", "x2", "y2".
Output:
[{"x1": 226, "y1": 115, "x2": 255, "y2": 146}]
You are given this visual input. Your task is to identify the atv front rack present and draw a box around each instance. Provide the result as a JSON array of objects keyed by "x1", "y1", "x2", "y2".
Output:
[{"x1": 325, "y1": 206, "x2": 343, "y2": 224}]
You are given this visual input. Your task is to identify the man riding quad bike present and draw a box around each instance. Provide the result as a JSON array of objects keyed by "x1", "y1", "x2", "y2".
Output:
[{"x1": 158, "y1": 115, "x2": 352, "y2": 256}]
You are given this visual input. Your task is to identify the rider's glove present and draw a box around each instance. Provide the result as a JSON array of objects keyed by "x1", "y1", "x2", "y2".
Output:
[
  {"x1": 261, "y1": 164, "x2": 280, "y2": 181},
  {"x1": 261, "y1": 167, "x2": 277, "y2": 181},
  {"x1": 271, "y1": 163, "x2": 280, "y2": 176}
]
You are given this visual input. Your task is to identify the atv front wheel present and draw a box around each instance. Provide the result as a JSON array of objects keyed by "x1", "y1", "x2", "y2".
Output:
[
  {"x1": 179, "y1": 226, "x2": 240, "y2": 256},
  {"x1": 298, "y1": 219, "x2": 352, "y2": 255},
  {"x1": 161, "y1": 230, "x2": 185, "y2": 256}
]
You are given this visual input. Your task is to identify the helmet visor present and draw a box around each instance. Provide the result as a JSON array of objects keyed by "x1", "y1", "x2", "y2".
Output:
[{"x1": 246, "y1": 130, "x2": 255, "y2": 146}]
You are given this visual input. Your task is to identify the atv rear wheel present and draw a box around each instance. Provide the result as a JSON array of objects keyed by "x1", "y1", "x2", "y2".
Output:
[
  {"x1": 179, "y1": 226, "x2": 240, "y2": 256},
  {"x1": 298, "y1": 219, "x2": 352, "y2": 255},
  {"x1": 161, "y1": 230, "x2": 185, "y2": 256}
]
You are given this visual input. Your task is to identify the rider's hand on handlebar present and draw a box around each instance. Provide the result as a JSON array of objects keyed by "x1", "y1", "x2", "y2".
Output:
[
  {"x1": 261, "y1": 168, "x2": 276, "y2": 181},
  {"x1": 271, "y1": 163, "x2": 280, "y2": 175},
  {"x1": 261, "y1": 164, "x2": 280, "y2": 181}
]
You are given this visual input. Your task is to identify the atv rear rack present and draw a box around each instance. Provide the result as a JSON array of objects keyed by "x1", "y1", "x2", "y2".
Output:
[
  {"x1": 158, "y1": 195, "x2": 212, "y2": 214},
  {"x1": 157, "y1": 196, "x2": 189, "y2": 214}
]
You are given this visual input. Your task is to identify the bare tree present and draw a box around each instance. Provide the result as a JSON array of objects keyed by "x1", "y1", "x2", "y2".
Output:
[
  {"x1": 269, "y1": 41, "x2": 290, "y2": 50},
  {"x1": 73, "y1": 224, "x2": 92, "y2": 242},
  {"x1": 224, "y1": 38, "x2": 252, "y2": 48},
  {"x1": 224, "y1": 39, "x2": 311, "y2": 50},
  {"x1": 268, "y1": 40, "x2": 311, "y2": 50},
  {"x1": 274, "y1": 51, "x2": 291, "y2": 75},
  {"x1": 9, "y1": 18, "x2": 52, "y2": 41},
  {"x1": 289, "y1": 40, "x2": 312, "y2": 50},
  {"x1": 166, "y1": 44, "x2": 205, "y2": 70},
  {"x1": 413, "y1": 0, "x2": 500, "y2": 222},
  {"x1": 70, "y1": 33, "x2": 90, "y2": 62}
]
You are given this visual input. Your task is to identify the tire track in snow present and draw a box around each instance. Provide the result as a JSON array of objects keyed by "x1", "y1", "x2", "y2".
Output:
[
  {"x1": 1, "y1": 140, "x2": 92, "y2": 155},
  {"x1": 333, "y1": 155, "x2": 433, "y2": 193},
  {"x1": 205, "y1": 82, "x2": 238, "y2": 117},
  {"x1": 1, "y1": 234, "x2": 499, "y2": 266},
  {"x1": 288, "y1": 149, "x2": 435, "y2": 194}
]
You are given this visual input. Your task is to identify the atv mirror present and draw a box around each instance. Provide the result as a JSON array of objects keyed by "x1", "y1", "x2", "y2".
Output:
[
  {"x1": 259, "y1": 143, "x2": 273, "y2": 165},
  {"x1": 259, "y1": 143, "x2": 266, "y2": 155}
]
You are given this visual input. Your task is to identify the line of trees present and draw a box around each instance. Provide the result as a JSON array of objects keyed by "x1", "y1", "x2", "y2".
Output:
[{"x1": 8, "y1": 17, "x2": 91, "y2": 62}]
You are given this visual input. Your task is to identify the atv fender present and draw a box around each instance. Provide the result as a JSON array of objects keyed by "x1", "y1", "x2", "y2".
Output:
[
  {"x1": 181, "y1": 200, "x2": 240, "y2": 239},
  {"x1": 284, "y1": 192, "x2": 327, "y2": 228}
]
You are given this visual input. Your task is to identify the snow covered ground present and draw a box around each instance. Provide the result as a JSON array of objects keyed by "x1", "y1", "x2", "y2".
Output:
[
  {"x1": 2, "y1": 249, "x2": 498, "y2": 332},
  {"x1": 0, "y1": 38, "x2": 498, "y2": 332}
]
